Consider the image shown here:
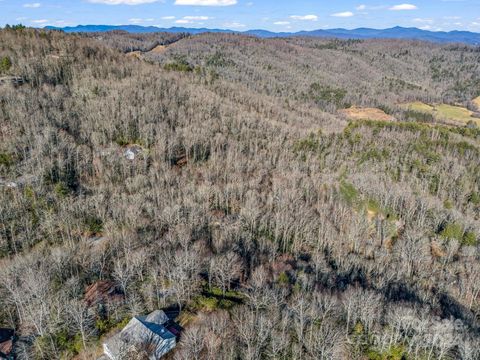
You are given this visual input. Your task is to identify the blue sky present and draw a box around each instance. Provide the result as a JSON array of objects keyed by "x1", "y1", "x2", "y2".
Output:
[{"x1": 1, "y1": 0, "x2": 480, "y2": 32}]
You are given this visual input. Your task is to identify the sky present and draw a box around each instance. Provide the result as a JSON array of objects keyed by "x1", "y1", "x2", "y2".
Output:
[{"x1": 1, "y1": 0, "x2": 480, "y2": 32}]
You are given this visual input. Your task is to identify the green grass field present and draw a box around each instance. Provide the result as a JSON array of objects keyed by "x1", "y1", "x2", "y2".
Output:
[
  {"x1": 407, "y1": 101, "x2": 434, "y2": 113},
  {"x1": 404, "y1": 101, "x2": 480, "y2": 126}
]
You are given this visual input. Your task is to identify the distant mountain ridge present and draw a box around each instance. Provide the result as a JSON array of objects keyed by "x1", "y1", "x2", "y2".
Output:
[{"x1": 45, "y1": 25, "x2": 480, "y2": 45}]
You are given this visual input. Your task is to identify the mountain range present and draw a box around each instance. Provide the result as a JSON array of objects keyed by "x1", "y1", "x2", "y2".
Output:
[{"x1": 45, "y1": 25, "x2": 480, "y2": 45}]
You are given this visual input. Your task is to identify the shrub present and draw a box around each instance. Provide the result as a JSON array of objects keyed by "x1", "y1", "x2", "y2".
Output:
[
  {"x1": 462, "y1": 232, "x2": 478, "y2": 246},
  {"x1": 95, "y1": 318, "x2": 111, "y2": 335},
  {"x1": 208, "y1": 286, "x2": 244, "y2": 300},
  {"x1": 114, "y1": 136, "x2": 130, "y2": 146},
  {"x1": 54, "y1": 182, "x2": 70, "y2": 197},
  {"x1": 35, "y1": 329, "x2": 83, "y2": 358},
  {"x1": 277, "y1": 272, "x2": 290, "y2": 285},
  {"x1": 443, "y1": 199, "x2": 454, "y2": 209},
  {"x1": 378, "y1": 104, "x2": 394, "y2": 115},
  {"x1": 293, "y1": 132, "x2": 320, "y2": 153},
  {"x1": 84, "y1": 216, "x2": 103, "y2": 235},
  {"x1": 164, "y1": 55, "x2": 193, "y2": 72},
  {"x1": 192, "y1": 295, "x2": 219, "y2": 311},
  {"x1": 308, "y1": 82, "x2": 347, "y2": 107},
  {"x1": 440, "y1": 222, "x2": 464, "y2": 242},
  {"x1": 206, "y1": 51, "x2": 234, "y2": 67},
  {"x1": 404, "y1": 109, "x2": 435, "y2": 123},
  {"x1": 469, "y1": 192, "x2": 480, "y2": 205},
  {"x1": 359, "y1": 148, "x2": 389, "y2": 163},
  {"x1": 340, "y1": 181, "x2": 359, "y2": 205},
  {"x1": 0, "y1": 152, "x2": 14, "y2": 167},
  {"x1": 367, "y1": 345, "x2": 406, "y2": 360},
  {"x1": 366, "y1": 199, "x2": 381, "y2": 214},
  {"x1": 164, "y1": 62, "x2": 193, "y2": 72},
  {"x1": 0, "y1": 56, "x2": 12, "y2": 73}
]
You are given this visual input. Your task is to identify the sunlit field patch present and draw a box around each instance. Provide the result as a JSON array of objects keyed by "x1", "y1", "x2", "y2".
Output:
[
  {"x1": 473, "y1": 96, "x2": 480, "y2": 110},
  {"x1": 404, "y1": 101, "x2": 480, "y2": 126},
  {"x1": 340, "y1": 107, "x2": 395, "y2": 122}
]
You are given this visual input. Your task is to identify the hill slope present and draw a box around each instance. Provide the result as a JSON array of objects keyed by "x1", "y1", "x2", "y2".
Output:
[
  {"x1": 46, "y1": 24, "x2": 480, "y2": 45},
  {"x1": 0, "y1": 28, "x2": 479, "y2": 360},
  {"x1": 134, "y1": 32, "x2": 480, "y2": 104}
]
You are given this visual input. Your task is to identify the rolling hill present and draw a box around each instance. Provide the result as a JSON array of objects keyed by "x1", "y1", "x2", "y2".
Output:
[
  {"x1": 45, "y1": 24, "x2": 480, "y2": 45},
  {"x1": 1, "y1": 27, "x2": 479, "y2": 360}
]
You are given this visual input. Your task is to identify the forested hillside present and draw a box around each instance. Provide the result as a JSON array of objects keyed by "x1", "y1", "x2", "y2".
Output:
[{"x1": 0, "y1": 28, "x2": 479, "y2": 360}]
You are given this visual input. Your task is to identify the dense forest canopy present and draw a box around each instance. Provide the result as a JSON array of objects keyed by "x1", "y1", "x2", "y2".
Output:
[{"x1": 0, "y1": 28, "x2": 479, "y2": 359}]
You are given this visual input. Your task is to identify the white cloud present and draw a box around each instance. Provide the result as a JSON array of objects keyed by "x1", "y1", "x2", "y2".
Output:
[
  {"x1": 224, "y1": 22, "x2": 246, "y2": 28},
  {"x1": 356, "y1": 4, "x2": 366, "y2": 10},
  {"x1": 413, "y1": 18, "x2": 433, "y2": 23},
  {"x1": 389, "y1": 4, "x2": 417, "y2": 10},
  {"x1": 128, "y1": 17, "x2": 154, "y2": 23},
  {"x1": 331, "y1": 11, "x2": 354, "y2": 17},
  {"x1": 23, "y1": 2, "x2": 41, "y2": 7},
  {"x1": 31, "y1": 19, "x2": 48, "y2": 23},
  {"x1": 274, "y1": 21, "x2": 290, "y2": 25},
  {"x1": 183, "y1": 15, "x2": 210, "y2": 20},
  {"x1": 174, "y1": 0, "x2": 237, "y2": 6},
  {"x1": 290, "y1": 14, "x2": 318, "y2": 21},
  {"x1": 161, "y1": 16, "x2": 176, "y2": 20},
  {"x1": 88, "y1": 0, "x2": 160, "y2": 4},
  {"x1": 174, "y1": 15, "x2": 211, "y2": 24}
]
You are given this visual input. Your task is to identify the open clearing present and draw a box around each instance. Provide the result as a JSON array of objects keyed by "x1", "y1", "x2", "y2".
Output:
[
  {"x1": 404, "y1": 101, "x2": 480, "y2": 126},
  {"x1": 126, "y1": 45, "x2": 168, "y2": 60},
  {"x1": 407, "y1": 101, "x2": 434, "y2": 113},
  {"x1": 340, "y1": 107, "x2": 395, "y2": 122},
  {"x1": 126, "y1": 51, "x2": 142, "y2": 59},
  {"x1": 473, "y1": 96, "x2": 480, "y2": 110},
  {"x1": 149, "y1": 44, "x2": 167, "y2": 54}
]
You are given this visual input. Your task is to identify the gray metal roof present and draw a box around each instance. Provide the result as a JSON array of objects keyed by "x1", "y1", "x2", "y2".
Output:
[{"x1": 103, "y1": 310, "x2": 176, "y2": 360}]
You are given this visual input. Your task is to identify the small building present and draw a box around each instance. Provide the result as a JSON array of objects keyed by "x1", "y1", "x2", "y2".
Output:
[
  {"x1": 123, "y1": 145, "x2": 145, "y2": 161},
  {"x1": 103, "y1": 310, "x2": 176, "y2": 360},
  {"x1": 0, "y1": 328, "x2": 15, "y2": 360}
]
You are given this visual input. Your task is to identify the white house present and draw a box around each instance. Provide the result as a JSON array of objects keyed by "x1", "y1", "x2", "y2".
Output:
[{"x1": 103, "y1": 310, "x2": 176, "y2": 360}]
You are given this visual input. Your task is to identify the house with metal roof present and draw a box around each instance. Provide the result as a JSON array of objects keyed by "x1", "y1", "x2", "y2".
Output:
[
  {"x1": 103, "y1": 310, "x2": 176, "y2": 360},
  {"x1": 0, "y1": 328, "x2": 15, "y2": 360}
]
